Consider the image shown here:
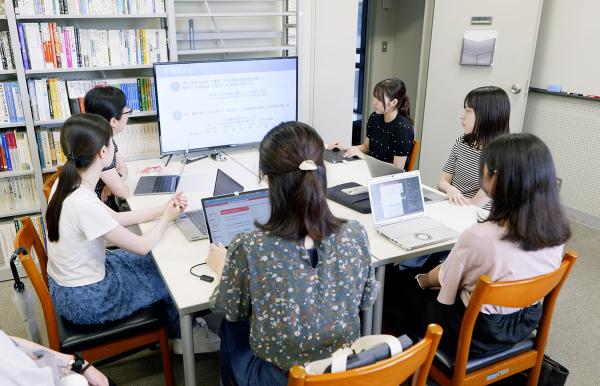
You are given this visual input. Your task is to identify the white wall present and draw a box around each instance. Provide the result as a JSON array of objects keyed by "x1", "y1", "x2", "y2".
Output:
[
  {"x1": 530, "y1": 0, "x2": 600, "y2": 94},
  {"x1": 297, "y1": 0, "x2": 358, "y2": 144},
  {"x1": 391, "y1": 0, "x2": 425, "y2": 128}
]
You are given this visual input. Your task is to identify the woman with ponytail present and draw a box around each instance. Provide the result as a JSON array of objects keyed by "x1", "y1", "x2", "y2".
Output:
[
  {"x1": 330, "y1": 78, "x2": 414, "y2": 169},
  {"x1": 206, "y1": 121, "x2": 380, "y2": 385},
  {"x1": 45, "y1": 113, "x2": 198, "y2": 350}
]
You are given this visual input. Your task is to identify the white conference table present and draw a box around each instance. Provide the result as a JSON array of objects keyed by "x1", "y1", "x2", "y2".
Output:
[{"x1": 126, "y1": 148, "x2": 482, "y2": 386}]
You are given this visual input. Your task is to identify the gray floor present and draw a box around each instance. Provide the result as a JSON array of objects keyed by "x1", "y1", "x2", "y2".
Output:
[{"x1": 1, "y1": 220, "x2": 598, "y2": 385}]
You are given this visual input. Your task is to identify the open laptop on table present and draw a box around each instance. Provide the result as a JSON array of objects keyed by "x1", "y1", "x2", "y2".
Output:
[
  {"x1": 363, "y1": 154, "x2": 446, "y2": 202},
  {"x1": 175, "y1": 169, "x2": 245, "y2": 241},
  {"x1": 202, "y1": 189, "x2": 271, "y2": 247},
  {"x1": 368, "y1": 171, "x2": 459, "y2": 250},
  {"x1": 134, "y1": 159, "x2": 186, "y2": 195}
]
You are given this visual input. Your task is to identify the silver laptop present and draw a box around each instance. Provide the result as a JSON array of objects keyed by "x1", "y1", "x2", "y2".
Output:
[
  {"x1": 363, "y1": 154, "x2": 446, "y2": 203},
  {"x1": 175, "y1": 169, "x2": 245, "y2": 241},
  {"x1": 368, "y1": 171, "x2": 459, "y2": 250},
  {"x1": 134, "y1": 159, "x2": 186, "y2": 195},
  {"x1": 364, "y1": 153, "x2": 404, "y2": 177},
  {"x1": 202, "y1": 189, "x2": 271, "y2": 248}
]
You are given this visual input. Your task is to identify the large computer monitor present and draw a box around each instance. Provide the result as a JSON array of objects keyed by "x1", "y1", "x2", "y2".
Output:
[{"x1": 154, "y1": 57, "x2": 298, "y2": 155}]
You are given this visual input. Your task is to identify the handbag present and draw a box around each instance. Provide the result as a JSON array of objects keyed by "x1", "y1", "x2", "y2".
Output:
[
  {"x1": 537, "y1": 355, "x2": 569, "y2": 386},
  {"x1": 495, "y1": 354, "x2": 569, "y2": 386},
  {"x1": 304, "y1": 334, "x2": 413, "y2": 375}
]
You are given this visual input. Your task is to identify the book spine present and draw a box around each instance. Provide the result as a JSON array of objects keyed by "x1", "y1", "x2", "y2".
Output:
[
  {"x1": 1, "y1": 133, "x2": 12, "y2": 171},
  {"x1": 16, "y1": 23, "x2": 30, "y2": 70},
  {"x1": 4, "y1": 82, "x2": 17, "y2": 123},
  {"x1": 6, "y1": 131, "x2": 21, "y2": 172}
]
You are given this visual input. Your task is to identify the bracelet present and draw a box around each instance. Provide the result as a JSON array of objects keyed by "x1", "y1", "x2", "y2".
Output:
[
  {"x1": 81, "y1": 362, "x2": 93, "y2": 375},
  {"x1": 415, "y1": 274, "x2": 427, "y2": 289}
]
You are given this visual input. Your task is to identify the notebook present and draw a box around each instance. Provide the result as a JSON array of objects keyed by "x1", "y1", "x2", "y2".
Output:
[
  {"x1": 175, "y1": 169, "x2": 245, "y2": 241},
  {"x1": 368, "y1": 171, "x2": 459, "y2": 250},
  {"x1": 134, "y1": 160, "x2": 186, "y2": 195},
  {"x1": 202, "y1": 189, "x2": 271, "y2": 247}
]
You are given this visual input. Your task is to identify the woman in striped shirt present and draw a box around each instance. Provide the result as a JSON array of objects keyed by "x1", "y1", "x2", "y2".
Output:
[{"x1": 438, "y1": 86, "x2": 510, "y2": 208}]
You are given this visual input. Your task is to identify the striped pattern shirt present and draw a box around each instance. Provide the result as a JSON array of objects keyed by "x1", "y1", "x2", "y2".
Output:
[{"x1": 442, "y1": 135, "x2": 491, "y2": 210}]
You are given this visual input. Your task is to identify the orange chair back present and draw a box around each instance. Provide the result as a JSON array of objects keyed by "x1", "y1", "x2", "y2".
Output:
[
  {"x1": 13, "y1": 217, "x2": 60, "y2": 351},
  {"x1": 436, "y1": 251, "x2": 577, "y2": 386},
  {"x1": 407, "y1": 140, "x2": 420, "y2": 171},
  {"x1": 288, "y1": 324, "x2": 443, "y2": 386},
  {"x1": 43, "y1": 167, "x2": 62, "y2": 202}
]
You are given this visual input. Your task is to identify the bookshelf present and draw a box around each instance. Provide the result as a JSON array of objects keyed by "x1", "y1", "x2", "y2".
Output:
[
  {"x1": 0, "y1": 0, "x2": 169, "y2": 280},
  {"x1": 168, "y1": 0, "x2": 296, "y2": 59},
  {"x1": 0, "y1": 0, "x2": 297, "y2": 280}
]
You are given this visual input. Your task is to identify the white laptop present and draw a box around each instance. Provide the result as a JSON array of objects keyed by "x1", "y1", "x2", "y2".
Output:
[{"x1": 368, "y1": 171, "x2": 459, "y2": 250}]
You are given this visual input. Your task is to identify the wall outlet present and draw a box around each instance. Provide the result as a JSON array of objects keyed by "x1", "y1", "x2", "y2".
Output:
[{"x1": 382, "y1": 41, "x2": 388, "y2": 53}]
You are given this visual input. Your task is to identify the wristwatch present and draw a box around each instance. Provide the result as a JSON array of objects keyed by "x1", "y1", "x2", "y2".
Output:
[{"x1": 68, "y1": 352, "x2": 85, "y2": 374}]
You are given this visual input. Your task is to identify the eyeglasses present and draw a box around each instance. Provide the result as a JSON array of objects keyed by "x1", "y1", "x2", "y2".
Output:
[{"x1": 122, "y1": 108, "x2": 134, "y2": 116}]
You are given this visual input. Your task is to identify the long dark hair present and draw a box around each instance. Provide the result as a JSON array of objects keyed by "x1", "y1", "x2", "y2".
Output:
[
  {"x1": 373, "y1": 78, "x2": 413, "y2": 124},
  {"x1": 46, "y1": 114, "x2": 112, "y2": 242},
  {"x1": 463, "y1": 86, "x2": 510, "y2": 148},
  {"x1": 480, "y1": 133, "x2": 570, "y2": 251},
  {"x1": 257, "y1": 121, "x2": 345, "y2": 240},
  {"x1": 84, "y1": 86, "x2": 127, "y2": 121}
]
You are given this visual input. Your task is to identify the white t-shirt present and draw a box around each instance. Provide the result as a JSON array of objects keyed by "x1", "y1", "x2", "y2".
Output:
[
  {"x1": 47, "y1": 186, "x2": 118, "y2": 287},
  {"x1": 0, "y1": 330, "x2": 55, "y2": 386},
  {"x1": 438, "y1": 221, "x2": 563, "y2": 315}
]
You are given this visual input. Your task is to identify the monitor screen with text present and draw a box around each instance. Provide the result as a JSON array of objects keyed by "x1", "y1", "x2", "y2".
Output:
[{"x1": 154, "y1": 57, "x2": 298, "y2": 155}]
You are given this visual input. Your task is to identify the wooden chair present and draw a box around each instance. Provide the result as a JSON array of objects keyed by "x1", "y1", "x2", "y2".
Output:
[
  {"x1": 288, "y1": 323, "x2": 443, "y2": 386},
  {"x1": 429, "y1": 251, "x2": 577, "y2": 386},
  {"x1": 43, "y1": 167, "x2": 62, "y2": 202},
  {"x1": 13, "y1": 217, "x2": 175, "y2": 386},
  {"x1": 406, "y1": 140, "x2": 421, "y2": 171}
]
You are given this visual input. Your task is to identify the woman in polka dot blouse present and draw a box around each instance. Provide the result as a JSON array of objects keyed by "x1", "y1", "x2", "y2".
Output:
[{"x1": 330, "y1": 78, "x2": 415, "y2": 170}]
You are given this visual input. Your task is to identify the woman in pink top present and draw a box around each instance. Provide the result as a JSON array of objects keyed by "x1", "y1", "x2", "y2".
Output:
[{"x1": 383, "y1": 133, "x2": 571, "y2": 356}]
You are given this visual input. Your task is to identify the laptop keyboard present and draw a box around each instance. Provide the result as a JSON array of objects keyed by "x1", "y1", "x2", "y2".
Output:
[
  {"x1": 187, "y1": 210, "x2": 208, "y2": 234},
  {"x1": 324, "y1": 149, "x2": 359, "y2": 164},
  {"x1": 380, "y1": 217, "x2": 444, "y2": 238}
]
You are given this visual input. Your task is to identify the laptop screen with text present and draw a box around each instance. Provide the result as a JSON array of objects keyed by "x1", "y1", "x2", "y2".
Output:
[
  {"x1": 202, "y1": 189, "x2": 271, "y2": 247},
  {"x1": 369, "y1": 173, "x2": 424, "y2": 224}
]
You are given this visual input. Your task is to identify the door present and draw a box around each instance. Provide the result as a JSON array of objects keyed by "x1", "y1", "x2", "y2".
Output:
[{"x1": 418, "y1": 0, "x2": 544, "y2": 187}]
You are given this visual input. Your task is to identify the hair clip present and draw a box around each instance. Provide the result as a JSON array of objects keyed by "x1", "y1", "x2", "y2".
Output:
[
  {"x1": 67, "y1": 153, "x2": 79, "y2": 161},
  {"x1": 298, "y1": 160, "x2": 318, "y2": 171}
]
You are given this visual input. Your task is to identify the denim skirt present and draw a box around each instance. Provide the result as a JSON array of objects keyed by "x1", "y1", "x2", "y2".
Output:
[{"x1": 49, "y1": 249, "x2": 180, "y2": 338}]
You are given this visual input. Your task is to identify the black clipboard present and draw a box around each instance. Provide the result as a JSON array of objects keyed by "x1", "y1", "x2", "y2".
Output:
[{"x1": 327, "y1": 182, "x2": 371, "y2": 214}]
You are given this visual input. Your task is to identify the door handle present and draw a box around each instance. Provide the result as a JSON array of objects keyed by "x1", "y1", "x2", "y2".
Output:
[{"x1": 511, "y1": 83, "x2": 522, "y2": 94}]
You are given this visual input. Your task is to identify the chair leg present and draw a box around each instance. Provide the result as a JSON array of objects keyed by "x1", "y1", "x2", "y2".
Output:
[{"x1": 159, "y1": 326, "x2": 175, "y2": 386}]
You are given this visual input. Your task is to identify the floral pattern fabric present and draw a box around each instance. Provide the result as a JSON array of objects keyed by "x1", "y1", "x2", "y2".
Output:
[{"x1": 210, "y1": 220, "x2": 380, "y2": 371}]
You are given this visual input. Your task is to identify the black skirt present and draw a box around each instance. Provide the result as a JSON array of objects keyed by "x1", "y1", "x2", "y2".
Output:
[{"x1": 383, "y1": 262, "x2": 542, "y2": 357}]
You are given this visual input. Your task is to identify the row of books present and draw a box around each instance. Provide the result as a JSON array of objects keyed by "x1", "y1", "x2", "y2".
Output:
[
  {"x1": 0, "y1": 215, "x2": 46, "y2": 267},
  {"x1": 14, "y1": 0, "x2": 165, "y2": 16},
  {"x1": 65, "y1": 77, "x2": 156, "y2": 114},
  {"x1": 113, "y1": 121, "x2": 159, "y2": 159},
  {"x1": 0, "y1": 130, "x2": 33, "y2": 172},
  {"x1": 36, "y1": 121, "x2": 160, "y2": 167},
  {"x1": 36, "y1": 127, "x2": 64, "y2": 168},
  {"x1": 0, "y1": 81, "x2": 25, "y2": 123},
  {"x1": 17, "y1": 23, "x2": 168, "y2": 70},
  {"x1": 28, "y1": 77, "x2": 157, "y2": 121},
  {"x1": 0, "y1": 175, "x2": 40, "y2": 213},
  {"x1": 0, "y1": 31, "x2": 16, "y2": 70}
]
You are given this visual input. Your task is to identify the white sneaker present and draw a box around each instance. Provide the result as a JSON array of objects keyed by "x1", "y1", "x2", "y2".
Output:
[{"x1": 172, "y1": 317, "x2": 221, "y2": 355}]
